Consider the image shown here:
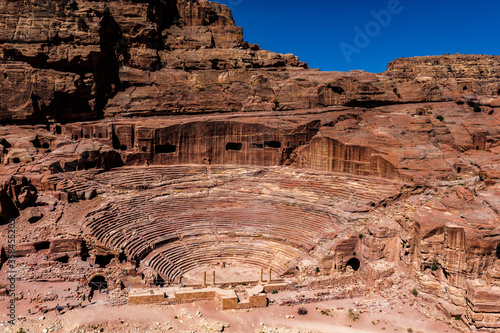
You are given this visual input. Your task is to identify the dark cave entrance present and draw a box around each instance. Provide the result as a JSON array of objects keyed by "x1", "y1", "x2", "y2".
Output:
[
  {"x1": 95, "y1": 254, "x2": 114, "y2": 268},
  {"x1": 226, "y1": 142, "x2": 242, "y2": 151},
  {"x1": 264, "y1": 141, "x2": 281, "y2": 149},
  {"x1": 35, "y1": 241, "x2": 51, "y2": 253},
  {"x1": 346, "y1": 257, "x2": 360, "y2": 271},
  {"x1": 155, "y1": 143, "x2": 176, "y2": 154},
  {"x1": 54, "y1": 255, "x2": 69, "y2": 263}
]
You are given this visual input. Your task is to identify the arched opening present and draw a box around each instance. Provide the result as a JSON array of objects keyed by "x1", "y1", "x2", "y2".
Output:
[
  {"x1": 42, "y1": 142, "x2": 50, "y2": 149},
  {"x1": 12, "y1": 158, "x2": 20, "y2": 164},
  {"x1": 88, "y1": 275, "x2": 108, "y2": 292},
  {"x1": 346, "y1": 258, "x2": 360, "y2": 271},
  {"x1": 463, "y1": 86, "x2": 468, "y2": 91}
]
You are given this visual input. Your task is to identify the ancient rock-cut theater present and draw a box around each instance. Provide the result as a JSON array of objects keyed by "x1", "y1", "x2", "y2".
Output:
[{"x1": 0, "y1": 0, "x2": 499, "y2": 330}]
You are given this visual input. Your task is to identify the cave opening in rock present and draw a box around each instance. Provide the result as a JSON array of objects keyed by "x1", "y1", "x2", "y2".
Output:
[
  {"x1": 32, "y1": 138, "x2": 42, "y2": 149},
  {"x1": 155, "y1": 143, "x2": 176, "y2": 154},
  {"x1": 118, "y1": 252, "x2": 127, "y2": 263},
  {"x1": 393, "y1": 87, "x2": 401, "y2": 99},
  {"x1": 264, "y1": 141, "x2": 281, "y2": 149},
  {"x1": 226, "y1": 142, "x2": 242, "y2": 151},
  {"x1": 346, "y1": 257, "x2": 360, "y2": 271},
  {"x1": 54, "y1": 255, "x2": 69, "y2": 263},
  {"x1": 35, "y1": 241, "x2": 50, "y2": 252},
  {"x1": 95, "y1": 254, "x2": 114, "y2": 268},
  {"x1": 12, "y1": 158, "x2": 20, "y2": 164}
]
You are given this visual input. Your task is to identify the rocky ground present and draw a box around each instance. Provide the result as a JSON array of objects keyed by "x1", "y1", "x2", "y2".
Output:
[{"x1": 1, "y1": 281, "x2": 469, "y2": 333}]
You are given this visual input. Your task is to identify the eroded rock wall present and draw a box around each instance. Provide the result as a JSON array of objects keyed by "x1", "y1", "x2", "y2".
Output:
[{"x1": 0, "y1": 1, "x2": 499, "y2": 331}]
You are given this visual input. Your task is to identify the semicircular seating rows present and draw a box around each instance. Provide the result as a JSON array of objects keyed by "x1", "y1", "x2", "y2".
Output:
[{"x1": 82, "y1": 165, "x2": 405, "y2": 280}]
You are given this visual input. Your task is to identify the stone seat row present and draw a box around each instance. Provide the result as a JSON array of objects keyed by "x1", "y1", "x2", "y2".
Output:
[
  {"x1": 147, "y1": 238, "x2": 302, "y2": 280},
  {"x1": 84, "y1": 194, "x2": 336, "y2": 259}
]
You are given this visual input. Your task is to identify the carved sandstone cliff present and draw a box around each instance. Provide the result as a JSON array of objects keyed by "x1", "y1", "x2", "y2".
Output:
[
  {"x1": 0, "y1": 1, "x2": 499, "y2": 331},
  {"x1": 2, "y1": 1, "x2": 500, "y2": 123}
]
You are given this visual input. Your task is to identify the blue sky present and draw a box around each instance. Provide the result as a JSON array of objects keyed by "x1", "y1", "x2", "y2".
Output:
[{"x1": 219, "y1": 0, "x2": 500, "y2": 73}]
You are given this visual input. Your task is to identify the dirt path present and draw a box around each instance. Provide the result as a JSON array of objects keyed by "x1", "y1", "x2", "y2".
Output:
[{"x1": 1, "y1": 292, "x2": 466, "y2": 333}]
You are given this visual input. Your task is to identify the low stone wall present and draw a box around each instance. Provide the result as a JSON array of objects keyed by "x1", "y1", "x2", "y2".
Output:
[
  {"x1": 175, "y1": 288, "x2": 218, "y2": 303},
  {"x1": 173, "y1": 285, "x2": 268, "y2": 310},
  {"x1": 128, "y1": 289, "x2": 168, "y2": 305},
  {"x1": 246, "y1": 293, "x2": 267, "y2": 308},
  {"x1": 263, "y1": 283, "x2": 288, "y2": 293}
]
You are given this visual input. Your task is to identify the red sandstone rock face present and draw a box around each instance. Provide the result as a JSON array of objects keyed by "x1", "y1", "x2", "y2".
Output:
[
  {"x1": 0, "y1": 1, "x2": 499, "y2": 331},
  {"x1": 386, "y1": 54, "x2": 500, "y2": 95},
  {"x1": 3, "y1": 0, "x2": 500, "y2": 122}
]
